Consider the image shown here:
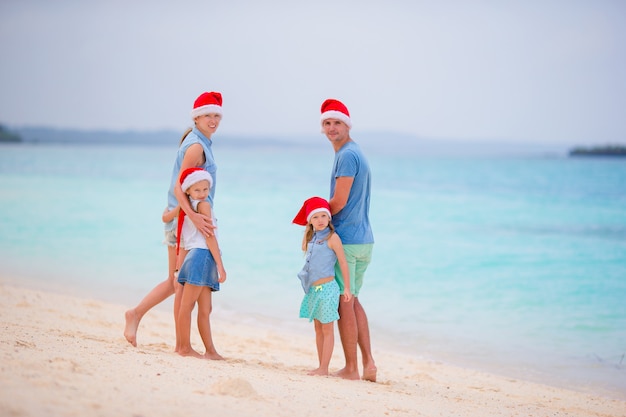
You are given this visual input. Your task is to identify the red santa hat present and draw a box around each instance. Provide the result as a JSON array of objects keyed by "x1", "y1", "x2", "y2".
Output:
[
  {"x1": 191, "y1": 91, "x2": 223, "y2": 120},
  {"x1": 320, "y1": 98, "x2": 352, "y2": 130},
  {"x1": 292, "y1": 196, "x2": 332, "y2": 226},
  {"x1": 176, "y1": 167, "x2": 213, "y2": 254},
  {"x1": 180, "y1": 167, "x2": 213, "y2": 192}
]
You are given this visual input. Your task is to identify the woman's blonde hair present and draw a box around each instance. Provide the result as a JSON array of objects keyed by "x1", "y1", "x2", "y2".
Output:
[{"x1": 179, "y1": 127, "x2": 193, "y2": 146}]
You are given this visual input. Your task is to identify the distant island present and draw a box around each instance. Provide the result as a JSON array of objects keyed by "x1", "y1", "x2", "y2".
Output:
[
  {"x1": 2, "y1": 124, "x2": 591, "y2": 157},
  {"x1": 0, "y1": 125, "x2": 22, "y2": 142},
  {"x1": 569, "y1": 145, "x2": 626, "y2": 157}
]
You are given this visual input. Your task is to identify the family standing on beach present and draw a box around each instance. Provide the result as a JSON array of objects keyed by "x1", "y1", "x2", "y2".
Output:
[{"x1": 124, "y1": 94, "x2": 377, "y2": 382}]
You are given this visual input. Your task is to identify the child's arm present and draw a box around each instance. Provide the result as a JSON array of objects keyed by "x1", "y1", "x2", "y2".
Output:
[
  {"x1": 162, "y1": 206, "x2": 180, "y2": 223},
  {"x1": 328, "y1": 234, "x2": 351, "y2": 302},
  {"x1": 196, "y1": 201, "x2": 227, "y2": 283}
]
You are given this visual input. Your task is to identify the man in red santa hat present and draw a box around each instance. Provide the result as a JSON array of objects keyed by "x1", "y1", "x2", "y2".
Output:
[{"x1": 320, "y1": 98, "x2": 377, "y2": 382}]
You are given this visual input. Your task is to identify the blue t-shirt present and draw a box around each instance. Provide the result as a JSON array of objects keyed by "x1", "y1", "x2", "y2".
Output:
[
  {"x1": 165, "y1": 127, "x2": 216, "y2": 231},
  {"x1": 330, "y1": 141, "x2": 374, "y2": 245}
]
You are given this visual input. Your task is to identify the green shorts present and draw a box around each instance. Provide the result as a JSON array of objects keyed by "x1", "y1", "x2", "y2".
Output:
[{"x1": 334, "y1": 243, "x2": 373, "y2": 297}]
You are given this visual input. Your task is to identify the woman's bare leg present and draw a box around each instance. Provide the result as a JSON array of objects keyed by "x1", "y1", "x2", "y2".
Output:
[{"x1": 124, "y1": 245, "x2": 178, "y2": 347}]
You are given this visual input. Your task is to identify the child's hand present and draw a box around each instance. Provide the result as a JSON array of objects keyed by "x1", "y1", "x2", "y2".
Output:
[
  {"x1": 342, "y1": 290, "x2": 352, "y2": 302},
  {"x1": 218, "y1": 267, "x2": 227, "y2": 283},
  {"x1": 162, "y1": 206, "x2": 180, "y2": 223}
]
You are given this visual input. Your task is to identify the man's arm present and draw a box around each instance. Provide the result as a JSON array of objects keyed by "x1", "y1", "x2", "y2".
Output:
[{"x1": 329, "y1": 176, "x2": 354, "y2": 215}]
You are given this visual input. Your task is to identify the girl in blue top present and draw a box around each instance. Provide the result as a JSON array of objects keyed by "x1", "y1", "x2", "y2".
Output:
[{"x1": 293, "y1": 196, "x2": 351, "y2": 376}]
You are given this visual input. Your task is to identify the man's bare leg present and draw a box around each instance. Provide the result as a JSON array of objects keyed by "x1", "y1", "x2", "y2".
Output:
[
  {"x1": 354, "y1": 298, "x2": 377, "y2": 382},
  {"x1": 334, "y1": 297, "x2": 360, "y2": 380}
]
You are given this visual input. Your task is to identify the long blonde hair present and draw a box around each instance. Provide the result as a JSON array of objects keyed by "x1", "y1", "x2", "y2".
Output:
[
  {"x1": 179, "y1": 127, "x2": 193, "y2": 146},
  {"x1": 302, "y1": 222, "x2": 335, "y2": 252}
]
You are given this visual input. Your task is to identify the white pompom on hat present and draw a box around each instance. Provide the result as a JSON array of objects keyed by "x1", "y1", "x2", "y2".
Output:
[
  {"x1": 320, "y1": 98, "x2": 352, "y2": 130},
  {"x1": 191, "y1": 91, "x2": 223, "y2": 120}
]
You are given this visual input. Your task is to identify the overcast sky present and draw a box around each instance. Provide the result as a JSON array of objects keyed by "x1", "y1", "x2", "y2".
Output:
[{"x1": 1, "y1": 1, "x2": 625, "y2": 145}]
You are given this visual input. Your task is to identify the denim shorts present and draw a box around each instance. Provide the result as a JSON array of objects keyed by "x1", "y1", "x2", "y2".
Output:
[
  {"x1": 177, "y1": 248, "x2": 220, "y2": 291},
  {"x1": 163, "y1": 228, "x2": 177, "y2": 247}
]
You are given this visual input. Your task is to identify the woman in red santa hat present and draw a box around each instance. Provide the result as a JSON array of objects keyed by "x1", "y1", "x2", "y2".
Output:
[
  {"x1": 125, "y1": 91, "x2": 224, "y2": 350},
  {"x1": 293, "y1": 196, "x2": 351, "y2": 376}
]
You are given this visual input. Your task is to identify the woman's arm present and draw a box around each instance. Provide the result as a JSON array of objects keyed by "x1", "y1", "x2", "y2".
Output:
[{"x1": 174, "y1": 143, "x2": 216, "y2": 237}]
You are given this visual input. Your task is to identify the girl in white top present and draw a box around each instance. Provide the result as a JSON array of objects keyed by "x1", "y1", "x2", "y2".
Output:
[{"x1": 175, "y1": 167, "x2": 226, "y2": 359}]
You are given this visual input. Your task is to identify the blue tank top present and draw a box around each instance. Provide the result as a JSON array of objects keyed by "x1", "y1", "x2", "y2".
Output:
[{"x1": 297, "y1": 227, "x2": 337, "y2": 293}]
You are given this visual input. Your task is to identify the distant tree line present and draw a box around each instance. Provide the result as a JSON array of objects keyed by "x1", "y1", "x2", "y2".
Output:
[
  {"x1": 0, "y1": 125, "x2": 22, "y2": 142},
  {"x1": 569, "y1": 144, "x2": 626, "y2": 157}
]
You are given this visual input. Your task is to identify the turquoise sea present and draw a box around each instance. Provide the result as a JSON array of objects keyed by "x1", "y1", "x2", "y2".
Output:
[{"x1": 0, "y1": 140, "x2": 625, "y2": 399}]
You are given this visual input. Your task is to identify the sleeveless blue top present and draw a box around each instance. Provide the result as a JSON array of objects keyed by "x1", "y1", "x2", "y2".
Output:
[
  {"x1": 297, "y1": 227, "x2": 337, "y2": 293},
  {"x1": 164, "y1": 127, "x2": 216, "y2": 232}
]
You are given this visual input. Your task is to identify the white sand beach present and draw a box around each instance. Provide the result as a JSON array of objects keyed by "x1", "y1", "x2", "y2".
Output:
[{"x1": 1, "y1": 283, "x2": 624, "y2": 417}]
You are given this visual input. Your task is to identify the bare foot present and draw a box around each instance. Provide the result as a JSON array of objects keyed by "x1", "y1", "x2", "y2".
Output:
[
  {"x1": 203, "y1": 351, "x2": 225, "y2": 360},
  {"x1": 332, "y1": 367, "x2": 360, "y2": 380},
  {"x1": 307, "y1": 368, "x2": 329, "y2": 376},
  {"x1": 178, "y1": 347, "x2": 204, "y2": 358},
  {"x1": 124, "y1": 309, "x2": 139, "y2": 347},
  {"x1": 362, "y1": 365, "x2": 377, "y2": 382}
]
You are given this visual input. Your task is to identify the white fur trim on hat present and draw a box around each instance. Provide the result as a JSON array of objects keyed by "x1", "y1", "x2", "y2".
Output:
[
  {"x1": 320, "y1": 110, "x2": 352, "y2": 129},
  {"x1": 181, "y1": 170, "x2": 213, "y2": 192},
  {"x1": 307, "y1": 207, "x2": 331, "y2": 222},
  {"x1": 191, "y1": 104, "x2": 222, "y2": 120}
]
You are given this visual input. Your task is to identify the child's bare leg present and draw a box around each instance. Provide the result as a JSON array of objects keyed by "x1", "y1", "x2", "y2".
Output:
[
  {"x1": 176, "y1": 284, "x2": 203, "y2": 358},
  {"x1": 308, "y1": 320, "x2": 334, "y2": 376},
  {"x1": 173, "y1": 280, "x2": 183, "y2": 352},
  {"x1": 314, "y1": 320, "x2": 324, "y2": 364},
  {"x1": 197, "y1": 289, "x2": 224, "y2": 360},
  {"x1": 173, "y1": 248, "x2": 188, "y2": 352},
  {"x1": 124, "y1": 245, "x2": 178, "y2": 347}
]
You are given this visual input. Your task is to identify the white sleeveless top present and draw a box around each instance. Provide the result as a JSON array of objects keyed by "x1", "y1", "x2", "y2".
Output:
[{"x1": 180, "y1": 198, "x2": 217, "y2": 250}]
